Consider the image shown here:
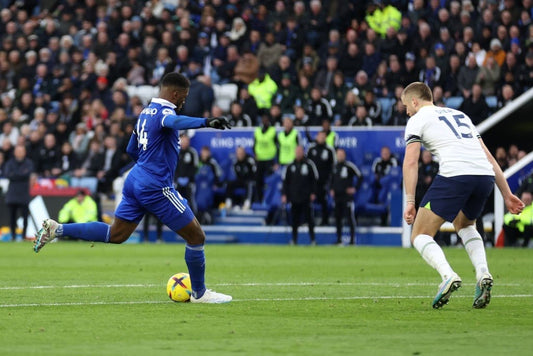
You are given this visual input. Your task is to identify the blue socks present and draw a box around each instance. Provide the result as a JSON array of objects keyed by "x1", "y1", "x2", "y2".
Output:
[
  {"x1": 185, "y1": 244, "x2": 206, "y2": 298},
  {"x1": 58, "y1": 222, "x2": 111, "y2": 243}
]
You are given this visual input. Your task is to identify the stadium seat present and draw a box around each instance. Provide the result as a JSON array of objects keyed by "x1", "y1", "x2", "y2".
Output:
[
  {"x1": 444, "y1": 96, "x2": 463, "y2": 109},
  {"x1": 212, "y1": 83, "x2": 238, "y2": 112},
  {"x1": 377, "y1": 97, "x2": 394, "y2": 125},
  {"x1": 126, "y1": 85, "x2": 159, "y2": 105},
  {"x1": 485, "y1": 96, "x2": 498, "y2": 108}
]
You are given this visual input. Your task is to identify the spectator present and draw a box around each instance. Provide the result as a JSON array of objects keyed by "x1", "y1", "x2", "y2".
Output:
[
  {"x1": 277, "y1": 116, "x2": 301, "y2": 167},
  {"x1": 416, "y1": 150, "x2": 439, "y2": 209},
  {"x1": 58, "y1": 141, "x2": 80, "y2": 177},
  {"x1": 228, "y1": 17, "x2": 247, "y2": 48},
  {"x1": 237, "y1": 87, "x2": 259, "y2": 124},
  {"x1": 365, "y1": 0, "x2": 402, "y2": 38},
  {"x1": 483, "y1": 38, "x2": 506, "y2": 67},
  {"x1": 371, "y1": 145, "x2": 398, "y2": 205},
  {"x1": 35, "y1": 133, "x2": 60, "y2": 177},
  {"x1": 457, "y1": 53, "x2": 479, "y2": 98},
  {"x1": 142, "y1": 213, "x2": 163, "y2": 243},
  {"x1": 175, "y1": 135, "x2": 199, "y2": 214},
  {"x1": 0, "y1": 120, "x2": 19, "y2": 147},
  {"x1": 272, "y1": 73, "x2": 299, "y2": 115},
  {"x1": 257, "y1": 32, "x2": 283, "y2": 70},
  {"x1": 97, "y1": 136, "x2": 124, "y2": 194},
  {"x1": 459, "y1": 83, "x2": 490, "y2": 125},
  {"x1": 216, "y1": 45, "x2": 239, "y2": 84},
  {"x1": 268, "y1": 54, "x2": 297, "y2": 85},
  {"x1": 314, "y1": 56, "x2": 338, "y2": 97},
  {"x1": 338, "y1": 43, "x2": 362, "y2": 85},
  {"x1": 362, "y1": 91, "x2": 383, "y2": 125},
  {"x1": 503, "y1": 191, "x2": 533, "y2": 247},
  {"x1": 226, "y1": 146, "x2": 256, "y2": 210},
  {"x1": 475, "y1": 56, "x2": 501, "y2": 96},
  {"x1": 282, "y1": 145, "x2": 318, "y2": 245},
  {"x1": 401, "y1": 52, "x2": 420, "y2": 87},
  {"x1": 419, "y1": 56, "x2": 443, "y2": 90},
  {"x1": 181, "y1": 75, "x2": 215, "y2": 118},
  {"x1": 228, "y1": 101, "x2": 253, "y2": 127},
  {"x1": 389, "y1": 97, "x2": 409, "y2": 126},
  {"x1": 58, "y1": 189, "x2": 98, "y2": 224},
  {"x1": 328, "y1": 71, "x2": 349, "y2": 122},
  {"x1": 352, "y1": 70, "x2": 372, "y2": 102},
  {"x1": 495, "y1": 146, "x2": 509, "y2": 171},
  {"x1": 307, "y1": 131, "x2": 336, "y2": 225},
  {"x1": 198, "y1": 145, "x2": 223, "y2": 187},
  {"x1": 361, "y1": 42, "x2": 381, "y2": 78},
  {"x1": 497, "y1": 84, "x2": 516, "y2": 109},
  {"x1": 248, "y1": 68, "x2": 278, "y2": 114},
  {"x1": 371, "y1": 60, "x2": 389, "y2": 98},
  {"x1": 518, "y1": 52, "x2": 533, "y2": 91},
  {"x1": 4, "y1": 145, "x2": 33, "y2": 240},
  {"x1": 253, "y1": 115, "x2": 277, "y2": 203},
  {"x1": 443, "y1": 54, "x2": 462, "y2": 97},
  {"x1": 304, "y1": 87, "x2": 333, "y2": 126},
  {"x1": 330, "y1": 148, "x2": 361, "y2": 245},
  {"x1": 233, "y1": 50, "x2": 260, "y2": 85},
  {"x1": 499, "y1": 52, "x2": 521, "y2": 94}
]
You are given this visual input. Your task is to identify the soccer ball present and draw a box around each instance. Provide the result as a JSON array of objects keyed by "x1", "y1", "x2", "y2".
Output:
[{"x1": 166, "y1": 272, "x2": 192, "y2": 302}]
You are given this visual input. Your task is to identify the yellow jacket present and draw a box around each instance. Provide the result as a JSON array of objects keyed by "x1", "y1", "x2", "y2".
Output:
[
  {"x1": 504, "y1": 204, "x2": 533, "y2": 232},
  {"x1": 58, "y1": 196, "x2": 98, "y2": 224},
  {"x1": 365, "y1": 5, "x2": 402, "y2": 37},
  {"x1": 248, "y1": 74, "x2": 278, "y2": 109}
]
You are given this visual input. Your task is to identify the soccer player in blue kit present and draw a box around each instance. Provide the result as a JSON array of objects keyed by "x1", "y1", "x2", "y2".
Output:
[{"x1": 34, "y1": 72, "x2": 233, "y2": 303}]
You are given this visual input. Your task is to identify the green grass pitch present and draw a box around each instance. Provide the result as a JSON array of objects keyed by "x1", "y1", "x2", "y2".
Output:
[{"x1": 1, "y1": 242, "x2": 532, "y2": 355}]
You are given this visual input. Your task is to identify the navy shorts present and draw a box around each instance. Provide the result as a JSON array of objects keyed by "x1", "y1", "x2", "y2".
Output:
[
  {"x1": 420, "y1": 175, "x2": 495, "y2": 222},
  {"x1": 115, "y1": 173, "x2": 195, "y2": 232}
]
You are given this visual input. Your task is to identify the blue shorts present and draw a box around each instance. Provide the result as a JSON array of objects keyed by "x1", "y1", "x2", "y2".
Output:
[
  {"x1": 115, "y1": 173, "x2": 195, "y2": 232},
  {"x1": 420, "y1": 175, "x2": 495, "y2": 222}
]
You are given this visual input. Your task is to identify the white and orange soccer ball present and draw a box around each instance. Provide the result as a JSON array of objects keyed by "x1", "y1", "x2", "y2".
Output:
[{"x1": 166, "y1": 272, "x2": 192, "y2": 302}]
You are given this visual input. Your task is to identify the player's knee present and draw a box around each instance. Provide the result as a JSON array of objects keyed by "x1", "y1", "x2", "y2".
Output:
[
  {"x1": 188, "y1": 229, "x2": 205, "y2": 245},
  {"x1": 109, "y1": 233, "x2": 129, "y2": 244}
]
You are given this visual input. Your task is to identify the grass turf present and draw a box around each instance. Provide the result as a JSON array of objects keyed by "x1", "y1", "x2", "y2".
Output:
[{"x1": 0, "y1": 242, "x2": 532, "y2": 355}]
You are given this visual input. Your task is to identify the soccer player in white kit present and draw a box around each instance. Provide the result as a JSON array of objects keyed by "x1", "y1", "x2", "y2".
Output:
[{"x1": 401, "y1": 82, "x2": 524, "y2": 309}]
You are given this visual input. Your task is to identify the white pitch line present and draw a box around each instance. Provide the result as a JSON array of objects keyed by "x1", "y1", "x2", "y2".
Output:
[
  {"x1": 0, "y1": 294, "x2": 532, "y2": 308},
  {"x1": 0, "y1": 282, "x2": 525, "y2": 291}
]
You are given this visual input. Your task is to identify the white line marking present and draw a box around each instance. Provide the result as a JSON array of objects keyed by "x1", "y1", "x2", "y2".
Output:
[
  {"x1": 0, "y1": 294, "x2": 532, "y2": 308},
  {"x1": 0, "y1": 282, "x2": 525, "y2": 291}
]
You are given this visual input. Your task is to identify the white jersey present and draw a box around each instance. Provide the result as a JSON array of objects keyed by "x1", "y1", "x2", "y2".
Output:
[{"x1": 404, "y1": 105, "x2": 494, "y2": 177}]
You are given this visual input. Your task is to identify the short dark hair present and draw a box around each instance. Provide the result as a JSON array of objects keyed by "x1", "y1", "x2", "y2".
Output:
[{"x1": 160, "y1": 72, "x2": 190, "y2": 90}]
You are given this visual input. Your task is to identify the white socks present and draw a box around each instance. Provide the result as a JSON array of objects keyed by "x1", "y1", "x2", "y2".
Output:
[
  {"x1": 413, "y1": 234, "x2": 455, "y2": 281},
  {"x1": 458, "y1": 225, "x2": 489, "y2": 280}
]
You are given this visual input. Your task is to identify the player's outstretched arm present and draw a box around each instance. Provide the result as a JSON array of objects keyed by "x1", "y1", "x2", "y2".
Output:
[
  {"x1": 163, "y1": 115, "x2": 231, "y2": 130},
  {"x1": 206, "y1": 116, "x2": 231, "y2": 130},
  {"x1": 479, "y1": 138, "x2": 525, "y2": 214}
]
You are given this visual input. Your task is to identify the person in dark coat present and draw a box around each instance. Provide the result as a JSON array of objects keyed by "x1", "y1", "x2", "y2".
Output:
[
  {"x1": 282, "y1": 145, "x2": 319, "y2": 245},
  {"x1": 4, "y1": 145, "x2": 34, "y2": 240}
]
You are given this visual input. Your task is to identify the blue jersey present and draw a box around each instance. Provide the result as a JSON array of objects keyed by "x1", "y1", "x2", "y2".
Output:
[{"x1": 126, "y1": 98, "x2": 207, "y2": 187}]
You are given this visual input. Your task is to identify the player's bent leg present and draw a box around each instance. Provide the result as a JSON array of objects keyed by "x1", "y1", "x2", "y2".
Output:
[
  {"x1": 177, "y1": 218, "x2": 232, "y2": 304},
  {"x1": 109, "y1": 218, "x2": 139, "y2": 243},
  {"x1": 453, "y1": 211, "x2": 493, "y2": 309},
  {"x1": 411, "y1": 208, "x2": 461, "y2": 308},
  {"x1": 34, "y1": 217, "x2": 138, "y2": 253}
]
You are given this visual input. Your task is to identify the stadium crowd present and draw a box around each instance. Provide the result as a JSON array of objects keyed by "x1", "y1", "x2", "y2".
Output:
[{"x1": 0, "y1": 0, "x2": 532, "y2": 234}]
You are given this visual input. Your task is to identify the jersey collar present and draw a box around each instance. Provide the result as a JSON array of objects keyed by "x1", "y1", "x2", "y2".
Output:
[{"x1": 151, "y1": 97, "x2": 177, "y2": 109}]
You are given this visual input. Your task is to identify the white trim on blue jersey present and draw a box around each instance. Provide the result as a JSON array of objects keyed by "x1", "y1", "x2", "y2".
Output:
[{"x1": 162, "y1": 187, "x2": 186, "y2": 213}]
